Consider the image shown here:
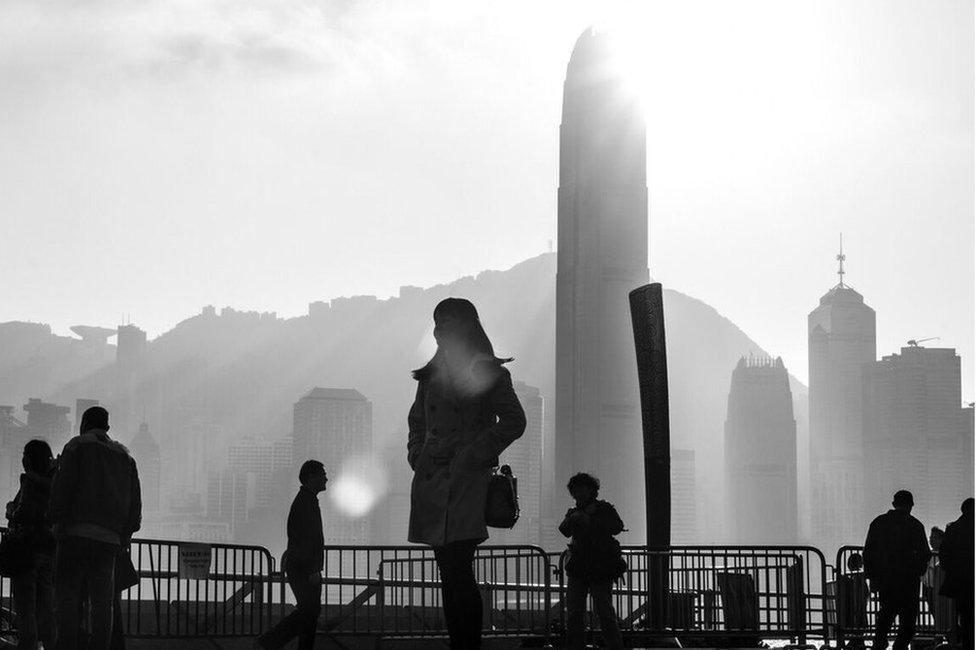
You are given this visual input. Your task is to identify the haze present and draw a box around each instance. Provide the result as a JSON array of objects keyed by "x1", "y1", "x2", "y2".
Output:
[{"x1": 0, "y1": 0, "x2": 972, "y2": 397}]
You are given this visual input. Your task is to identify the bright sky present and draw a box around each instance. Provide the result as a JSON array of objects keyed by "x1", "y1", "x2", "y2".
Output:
[{"x1": 0, "y1": 0, "x2": 972, "y2": 397}]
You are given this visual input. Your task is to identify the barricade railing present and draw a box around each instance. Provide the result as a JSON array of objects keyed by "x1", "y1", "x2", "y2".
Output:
[
  {"x1": 315, "y1": 544, "x2": 554, "y2": 641},
  {"x1": 121, "y1": 537, "x2": 277, "y2": 637},
  {"x1": 556, "y1": 545, "x2": 829, "y2": 643},
  {"x1": 832, "y1": 546, "x2": 953, "y2": 647}
]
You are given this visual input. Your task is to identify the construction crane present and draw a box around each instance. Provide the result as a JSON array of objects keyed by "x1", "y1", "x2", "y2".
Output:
[{"x1": 907, "y1": 337, "x2": 940, "y2": 347}]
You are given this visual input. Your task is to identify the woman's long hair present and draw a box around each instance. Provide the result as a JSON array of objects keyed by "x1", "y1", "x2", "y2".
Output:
[{"x1": 412, "y1": 298, "x2": 512, "y2": 380}]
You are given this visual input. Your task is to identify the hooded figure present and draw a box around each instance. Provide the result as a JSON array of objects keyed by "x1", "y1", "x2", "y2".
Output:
[{"x1": 406, "y1": 298, "x2": 526, "y2": 649}]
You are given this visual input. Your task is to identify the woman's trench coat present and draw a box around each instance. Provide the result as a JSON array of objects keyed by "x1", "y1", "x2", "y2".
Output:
[{"x1": 407, "y1": 354, "x2": 526, "y2": 547}]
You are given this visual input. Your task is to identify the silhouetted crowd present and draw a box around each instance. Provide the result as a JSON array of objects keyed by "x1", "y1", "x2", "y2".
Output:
[
  {"x1": 863, "y1": 490, "x2": 974, "y2": 650},
  {"x1": 3, "y1": 406, "x2": 141, "y2": 650},
  {"x1": 3, "y1": 298, "x2": 973, "y2": 650}
]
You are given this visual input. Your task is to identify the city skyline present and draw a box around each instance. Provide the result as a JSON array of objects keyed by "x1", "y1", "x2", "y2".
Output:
[{"x1": 0, "y1": 1, "x2": 972, "y2": 400}]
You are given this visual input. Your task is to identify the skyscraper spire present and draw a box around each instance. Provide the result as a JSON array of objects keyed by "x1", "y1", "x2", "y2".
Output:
[{"x1": 836, "y1": 233, "x2": 846, "y2": 287}]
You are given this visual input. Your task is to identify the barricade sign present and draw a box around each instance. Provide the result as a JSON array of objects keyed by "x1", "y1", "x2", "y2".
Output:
[{"x1": 178, "y1": 543, "x2": 212, "y2": 579}]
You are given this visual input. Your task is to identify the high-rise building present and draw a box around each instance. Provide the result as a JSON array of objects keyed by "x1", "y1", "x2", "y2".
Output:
[
  {"x1": 808, "y1": 242, "x2": 875, "y2": 553},
  {"x1": 116, "y1": 324, "x2": 147, "y2": 370},
  {"x1": 129, "y1": 421, "x2": 161, "y2": 512},
  {"x1": 293, "y1": 388, "x2": 373, "y2": 544},
  {"x1": 494, "y1": 381, "x2": 544, "y2": 545},
  {"x1": 23, "y1": 398, "x2": 71, "y2": 451},
  {"x1": 0, "y1": 406, "x2": 31, "y2": 507},
  {"x1": 862, "y1": 345, "x2": 974, "y2": 528},
  {"x1": 555, "y1": 28, "x2": 649, "y2": 543},
  {"x1": 671, "y1": 449, "x2": 698, "y2": 543},
  {"x1": 724, "y1": 357, "x2": 798, "y2": 543}
]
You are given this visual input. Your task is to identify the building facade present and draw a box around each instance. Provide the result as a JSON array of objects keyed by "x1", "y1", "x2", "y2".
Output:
[
  {"x1": 724, "y1": 357, "x2": 798, "y2": 543},
  {"x1": 129, "y1": 421, "x2": 161, "y2": 512},
  {"x1": 555, "y1": 28, "x2": 650, "y2": 542},
  {"x1": 671, "y1": 448, "x2": 698, "y2": 544},
  {"x1": 808, "y1": 254, "x2": 876, "y2": 553},
  {"x1": 293, "y1": 387, "x2": 373, "y2": 544},
  {"x1": 862, "y1": 346, "x2": 974, "y2": 529}
]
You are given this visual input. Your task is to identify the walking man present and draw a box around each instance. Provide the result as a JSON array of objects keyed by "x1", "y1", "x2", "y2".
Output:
[
  {"x1": 940, "y1": 498, "x2": 974, "y2": 650},
  {"x1": 864, "y1": 490, "x2": 930, "y2": 650},
  {"x1": 49, "y1": 406, "x2": 142, "y2": 650},
  {"x1": 257, "y1": 460, "x2": 327, "y2": 650}
]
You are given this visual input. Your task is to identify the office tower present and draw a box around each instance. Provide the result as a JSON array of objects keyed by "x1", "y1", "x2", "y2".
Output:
[
  {"x1": 671, "y1": 449, "x2": 698, "y2": 543},
  {"x1": 555, "y1": 28, "x2": 649, "y2": 542},
  {"x1": 293, "y1": 388, "x2": 373, "y2": 544},
  {"x1": 494, "y1": 381, "x2": 544, "y2": 545},
  {"x1": 863, "y1": 345, "x2": 974, "y2": 528},
  {"x1": 23, "y1": 398, "x2": 71, "y2": 451},
  {"x1": 129, "y1": 421, "x2": 161, "y2": 512},
  {"x1": 724, "y1": 357, "x2": 798, "y2": 543},
  {"x1": 808, "y1": 242, "x2": 875, "y2": 553},
  {"x1": 116, "y1": 323, "x2": 147, "y2": 370},
  {"x1": 0, "y1": 406, "x2": 31, "y2": 507}
]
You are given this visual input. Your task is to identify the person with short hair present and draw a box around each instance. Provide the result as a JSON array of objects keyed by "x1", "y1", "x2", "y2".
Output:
[
  {"x1": 863, "y1": 490, "x2": 930, "y2": 650},
  {"x1": 50, "y1": 406, "x2": 141, "y2": 650},
  {"x1": 5, "y1": 439, "x2": 58, "y2": 650},
  {"x1": 257, "y1": 460, "x2": 327, "y2": 650},
  {"x1": 939, "y1": 498, "x2": 974, "y2": 650},
  {"x1": 559, "y1": 472, "x2": 625, "y2": 650}
]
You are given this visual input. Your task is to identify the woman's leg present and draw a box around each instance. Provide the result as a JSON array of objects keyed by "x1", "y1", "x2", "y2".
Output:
[
  {"x1": 434, "y1": 540, "x2": 482, "y2": 649},
  {"x1": 564, "y1": 573, "x2": 590, "y2": 650}
]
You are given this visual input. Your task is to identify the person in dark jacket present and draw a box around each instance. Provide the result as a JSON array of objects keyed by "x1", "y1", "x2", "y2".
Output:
[
  {"x1": 940, "y1": 498, "x2": 974, "y2": 650},
  {"x1": 863, "y1": 490, "x2": 930, "y2": 650},
  {"x1": 407, "y1": 298, "x2": 526, "y2": 650},
  {"x1": 6, "y1": 439, "x2": 57, "y2": 650},
  {"x1": 257, "y1": 460, "x2": 328, "y2": 650},
  {"x1": 50, "y1": 406, "x2": 141, "y2": 650},
  {"x1": 559, "y1": 472, "x2": 625, "y2": 650}
]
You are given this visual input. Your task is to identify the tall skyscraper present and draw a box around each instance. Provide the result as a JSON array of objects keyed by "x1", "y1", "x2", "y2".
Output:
[
  {"x1": 863, "y1": 345, "x2": 974, "y2": 528},
  {"x1": 555, "y1": 28, "x2": 649, "y2": 542},
  {"x1": 724, "y1": 357, "x2": 798, "y2": 543},
  {"x1": 129, "y1": 421, "x2": 161, "y2": 512},
  {"x1": 293, "y1": 388, "x2": 373, "y2": 544},
  {"x1": 808, "y1": 241, "x2": 876, "y2": 553}
]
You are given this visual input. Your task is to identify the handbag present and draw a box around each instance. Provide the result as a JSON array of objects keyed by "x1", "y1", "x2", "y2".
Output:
[
  {"x1": 0, "y1": 528, "x2": 35, "y2": 577},
  {"x1": 115, "y1": 546, "x2": 139, "y2": 591},
  {"x1": 485, "y1": 464, "x2": 519, "y2": 528}
]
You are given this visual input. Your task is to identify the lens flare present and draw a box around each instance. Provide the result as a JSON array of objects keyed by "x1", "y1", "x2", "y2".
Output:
[{"x1": 328, "y1": 454, "x2": 388, "y2": 518}]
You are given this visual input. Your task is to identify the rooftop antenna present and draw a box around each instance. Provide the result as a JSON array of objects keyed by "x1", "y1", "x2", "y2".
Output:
[
  {"x1": 836, "y1": 233, "x2": 846, "y2": 287},
  {"x1": 907, "y1": 337, "x2": 940, "y2": 347}
]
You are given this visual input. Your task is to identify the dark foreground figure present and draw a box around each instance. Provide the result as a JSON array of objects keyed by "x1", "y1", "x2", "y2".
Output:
[
  {"x1": 940, "y1": 498, "x2": 974, "y2": 650},
  {"x1": 50, "y1": 406, "x2": 142, "y2": 650},
  {"x1": 407, "y1": 298, "x2": 526, "y2": 649},
  {"x1": 559, "y1": 472, "x2": 625, "y2": 650},
  {"x1": 258, "y1": 460, "x2": 327, "y2": 650},
  {"x1": 864, "y1": 490, "x2": 930, "y2": 650},
  {"x1": 5, "y1": 440, "x2": 57, "y2": 650}
]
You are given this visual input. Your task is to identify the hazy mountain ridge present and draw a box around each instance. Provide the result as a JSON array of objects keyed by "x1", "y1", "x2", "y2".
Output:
[{"x1": 1, "y1": 253, "x2": 807, "y2": 540}]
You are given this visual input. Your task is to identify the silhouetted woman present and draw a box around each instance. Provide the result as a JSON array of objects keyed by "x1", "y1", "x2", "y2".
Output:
[
  {"x1": 407, "y1": 298, "x2": 526, "y2": 649},
  {"x1": 5, "y1": 439, "x2": 57, "y2": 650}
]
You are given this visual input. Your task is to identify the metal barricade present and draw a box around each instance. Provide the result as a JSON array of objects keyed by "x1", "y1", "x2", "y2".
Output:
[
  {"x1": 120, "y1": 537, "x2": 276, "y2": 637},
  {"x1": 556, "y1": 545, "x2": 829, "y2": 643},
  {"x1": 832, "y1": 546, "x2": 953, "y2": 647},
  {"x1": 316, "y1": 544, "x2": 554, "y2": 642}
]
